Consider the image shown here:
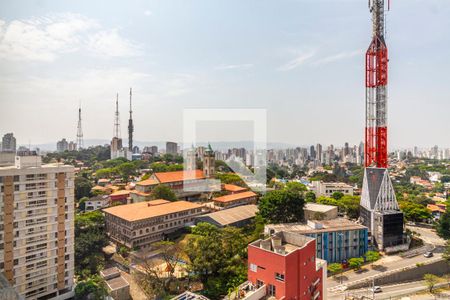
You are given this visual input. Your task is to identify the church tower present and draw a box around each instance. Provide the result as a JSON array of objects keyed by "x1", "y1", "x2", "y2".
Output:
[{"x1": 203, "y1": 144, "x2": 215, "y2": 178}]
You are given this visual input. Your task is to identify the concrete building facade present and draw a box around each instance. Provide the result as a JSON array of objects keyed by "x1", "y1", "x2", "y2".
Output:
[{"x1": 0, "y1": 154, "x2": 75, "y2": 299}]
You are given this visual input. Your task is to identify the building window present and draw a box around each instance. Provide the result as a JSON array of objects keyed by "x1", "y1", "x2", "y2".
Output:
[
  {"x1": 256, "y1": 280, "x2": 264, "y2": 288},
  {"x1": 249, "y1": 263, "x2": 257, "y2": 272},
  {"x1": 268, "y1": 284, "x2": 276, "y2": 296},
  {"x1": 275, "y1": 273, "x2": 285, "y2": 282}
]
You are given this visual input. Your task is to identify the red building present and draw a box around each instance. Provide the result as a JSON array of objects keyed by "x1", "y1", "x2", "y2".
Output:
[{"x1": 247, "y1": 231, "x2": 326, "y2": 300}]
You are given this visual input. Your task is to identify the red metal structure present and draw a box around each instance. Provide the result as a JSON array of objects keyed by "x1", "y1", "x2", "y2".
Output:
[{"x1": 365, "y1": 0, "x2": 389, "y2": 168}]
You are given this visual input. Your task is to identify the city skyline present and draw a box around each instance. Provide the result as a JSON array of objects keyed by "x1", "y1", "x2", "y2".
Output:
[{"x1": 1, "y1": 0, "x2": 450, "y2": 148}]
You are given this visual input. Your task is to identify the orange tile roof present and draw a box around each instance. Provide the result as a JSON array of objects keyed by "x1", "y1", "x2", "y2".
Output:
[
  {"x1": 213, "y1": 191, "x2": 257, "y2": 203},
  {"x1": 154, "y1": 170, "x2": 205, "y2": 184},
  {"x1": 427, "y1": 204, "x2": 446, "y2": 213},
  {"x1": 110, "y1": 190, "x2": 131, "y2": 196},
  {"x1": 137, "y1": 178, "x2": 159, "y2": 186},
  {"x1": 103, "y1": 200, "x2": 203, "y2": 222},
  {"x1": 223, "y1": 184, "x2": 248, "y2": 193},
  {"x1": 130, "y1": 190, "x2": 152, "y2": 197}
]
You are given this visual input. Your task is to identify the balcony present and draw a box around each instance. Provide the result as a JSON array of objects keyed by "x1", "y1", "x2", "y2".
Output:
[{"x1": 227, "y1": 281, "x2": 266, "y2": 300}]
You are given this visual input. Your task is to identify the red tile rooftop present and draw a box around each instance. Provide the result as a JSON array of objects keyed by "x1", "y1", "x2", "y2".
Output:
[
  {"x1": 154, "y1": 170, "x2": 205, "y2": 184},
  {"x1": 213, "y1": 191, "x2": 257, "y2": 203}
]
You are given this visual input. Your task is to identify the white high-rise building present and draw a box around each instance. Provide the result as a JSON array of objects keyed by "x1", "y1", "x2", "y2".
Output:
[{"x1": 0, "y1": 153, "x2": 75, "y2": 299}]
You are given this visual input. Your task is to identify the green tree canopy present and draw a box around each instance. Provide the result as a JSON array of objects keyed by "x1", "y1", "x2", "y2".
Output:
[
  {"x1": 328, "y1": 263, "x2": 343, "y2": 276},
  {"x1": 75, "y1": 176, "x2": 92, "y2": 200},
  {"x1": 258, "y1": 188, "x2": 305, "y2": 224},
  {"x1": 151, "y1": 184, "x2": 177, "y2": 201}
]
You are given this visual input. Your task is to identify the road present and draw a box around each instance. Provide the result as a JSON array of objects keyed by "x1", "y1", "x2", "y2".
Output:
[
  {"x1": 328, "y1": 223, "x2": 446, "y2": 296},
  {"x1": 328, "y1": 280, "x2": 450, "y2": 300}
]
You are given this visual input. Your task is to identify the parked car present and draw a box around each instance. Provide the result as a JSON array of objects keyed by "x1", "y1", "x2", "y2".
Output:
[{"x1": 424, "y1": 251, "x2": 434, "y2": 258}]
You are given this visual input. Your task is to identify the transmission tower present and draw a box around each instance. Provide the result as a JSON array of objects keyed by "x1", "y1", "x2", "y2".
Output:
[
  {"x1": 76, "y1": 104, "x2": 84, "y2": 150},
  {"x1": 128, "y1": 88, "x2": 134, "y2": 151},
  {"x1": 114, "y1": 93, "x2": 121, "y2": 139}
]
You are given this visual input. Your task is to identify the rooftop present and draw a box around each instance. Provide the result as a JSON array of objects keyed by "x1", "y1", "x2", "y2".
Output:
[
  {"x1": 213, "y1": 191, "x2": 257, "y2": 203},
  {"x1": 196, "y1": 204, "x2": 258, "y2": 226},
  {"x1": 266, "y1": 218, "x2": 367, "y2": 234},
  {"x1": 305, "y1": 202, "x2": 338, "y2": 213},
  {"x1": 250, "y1": 231, "x2": 315, "y2": 256},
  {"x1": 222, "y1": 184, "x2": 248, "y2": 193},
  {"x1": 136, "y1": 178, "x2": 159, "y2": 186},
  {"x1": 106, "y1": 275, "x2": 129, "y2": 291},
  {"x1": 103, "y1": 200, "x2": 203, "y2": 222},
  {"x1": 154, "y1": 170, "x2": 205, "y2": 184}
]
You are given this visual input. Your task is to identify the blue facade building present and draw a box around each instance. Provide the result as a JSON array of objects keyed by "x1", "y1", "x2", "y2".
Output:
[{"x1": 265, "y1": 218, "x2": 368, "y2": 263}]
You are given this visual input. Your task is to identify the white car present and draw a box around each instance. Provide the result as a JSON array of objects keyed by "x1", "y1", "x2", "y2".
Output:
[{"x1": 371, "y1": 286, "x2": 382, "y2": 293}]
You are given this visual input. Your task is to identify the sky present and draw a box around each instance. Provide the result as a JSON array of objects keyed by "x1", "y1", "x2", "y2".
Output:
[{"x1": 0, "y1": 0, "x2": 449, "y2": 149}]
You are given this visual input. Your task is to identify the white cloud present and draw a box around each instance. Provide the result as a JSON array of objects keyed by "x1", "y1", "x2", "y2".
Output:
[
  {"x1": 278, "y1": 51, "x2": 315, "y2": 71},
  {"x1": 0, "y1": 13, "x2": 140, "y2": 62},
  {"x1": 88, "y1": 29, "x2": 141, "y2": 57},
  {"x1": 313, "y1": 49, "x2": 363, "y2": 65},
  {"x1": 215, "y1": 63, "x2": 253, "y2": 70}
]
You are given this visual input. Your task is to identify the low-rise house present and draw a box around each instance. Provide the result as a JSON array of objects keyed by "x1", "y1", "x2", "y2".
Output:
[
  {"x1": 85, "y1": 195, "x2": 109, "y2": 211},
  {"x1": 109, "y1": 189, "x2": 131, "y2": 205},
  {"x1": 103, "y1": 200, "x2": 204, "y2": 249},
  {"x1": 100, "y1": 267, "x2": 130, "y2": 300},
  {"x1": 213, "y1": 191, "x2": 258, "y2": 209},
  {"x1": 130, "y1": 178, "x2": 159, "y2": 202},
  {"x1": 265, "y1": 219, "x2": 368, "y2": 263},
  {"x1": 427, "y1": 203, "x2": 446, "y2": 220}
]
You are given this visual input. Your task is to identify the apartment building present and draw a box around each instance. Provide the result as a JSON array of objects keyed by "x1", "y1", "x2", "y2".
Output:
[
  {"x1": 103, "y1": 200, "x2": 204, "y2": 249},
  {"x1": 0, "y1": 153, "x2": 75, "y2": 299},
  {"x1": 246, "y1": 231, "x2": 326, "y2": 300}
]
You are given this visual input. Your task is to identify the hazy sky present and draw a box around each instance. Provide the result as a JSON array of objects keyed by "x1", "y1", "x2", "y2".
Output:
[{"x1": 0, "y1": 0, "x2": 449, "y2": 149}]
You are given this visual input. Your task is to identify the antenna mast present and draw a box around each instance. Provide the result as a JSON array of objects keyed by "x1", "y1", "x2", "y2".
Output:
[
  {"x1": 128, "y1": 88, "x2": 134, "y2": 151},
  {"x1": 76, "y1": 103, "x2": 84, "y2": 150},
  {"x1": 114, "y1": 93, "x2": 121, "y2": 139}
]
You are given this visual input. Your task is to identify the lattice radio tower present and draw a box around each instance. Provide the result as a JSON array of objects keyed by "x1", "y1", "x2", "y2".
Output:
[{"x1": 76, "y1": 103, "x2": 84, "y2": 150}]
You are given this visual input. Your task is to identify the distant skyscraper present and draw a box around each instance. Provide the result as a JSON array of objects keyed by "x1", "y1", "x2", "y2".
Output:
[
  {"x1": 309, "y1": 145, "x2": 316, "y2": 160},
  {"x1": 166, "y1": 142, "x2": 178, "y2": 155},
  {"x1": 1, "y1": 133, "x2": 16, "y2": 153},
  {"x1": 315, "y1": 143, "x2": 322, "y2": 163},
  {"x1": 56, "y1": 138, "x2": 69, "y2": 152}
]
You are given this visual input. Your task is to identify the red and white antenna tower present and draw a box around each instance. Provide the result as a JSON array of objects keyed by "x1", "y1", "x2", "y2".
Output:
[{"x1": 365, "y1": 0, "x2": 389, "y2": 168}]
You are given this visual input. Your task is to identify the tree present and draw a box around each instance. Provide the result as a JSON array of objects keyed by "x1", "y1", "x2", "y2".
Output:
[
  {"x1": 305, "y1": 191, "x2": 316, "y2": 203},
  {"x1": 78, "y1": 196, "x2": 88, "y2": 211},
  {"x1": 437, "y1": 209, "x2": 450, "y2": 239},
  {"x1": 400, "y1": 201, "x2": 431, "y2": 222},
  {"x1": 365, "y1": 251, "x2": 380, "y2": 267},
  {"x1": 424, "y1": 273, "x2": 439, "y2": 293},
  {"x1": 184, "y1": 223, "x2": 248, "y2": 298},
  {"x1": 75, "y1": 176, "x2": 92, "y2": 200},
  {"x1": 328, "y1": 263, "x2": 343, "y2": 277},
  {"x1": 75, "y1": 211, "x2": 108, "y2": 278},
  {"x1": 442, "y1": 241, "x2": 450, "y2": 262},
  {"x1": 348, "y1": 257, "x2": 364, "y2": 271},
  {"x1": 116, "y1": 162, "x2": 136, "y2": 180},
  {"x1": 285, "y1": 182, "x2": 307, "y2": 194},
  {"x1": 258, "y1": 189, "x2": 305, "y2": 224},
  {"x1": 332, "y1": 191, "x2": 344, "y2": 200},
  {"x1": 151, "y1": 185, "x2": 177, "y2": 201},
  {"x1": 74, "y1": 275, "x2": 108, "y2": 300}
]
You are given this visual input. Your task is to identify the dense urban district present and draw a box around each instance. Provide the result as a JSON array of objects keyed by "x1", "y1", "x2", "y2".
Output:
[{"x1": 1, "y1": 138, "x2": 450, "y2": 300}]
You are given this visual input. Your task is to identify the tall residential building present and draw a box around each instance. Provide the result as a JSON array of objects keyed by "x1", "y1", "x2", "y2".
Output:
[
  {"x1": 2, "y1": 133, "x2": 16, "y2": 153},
  {"x1": 315, "y1": 143, "x2": 322, "y2": 164},
  {"x1": 0, "y1": 153, "x2": 75, "y2": 299},
  {"x1": 56, "y1": 139, "x2": 69, "y2": 152},
  {"x1": 166, "y1": 142, "x2": 178, "y2": 155}
]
